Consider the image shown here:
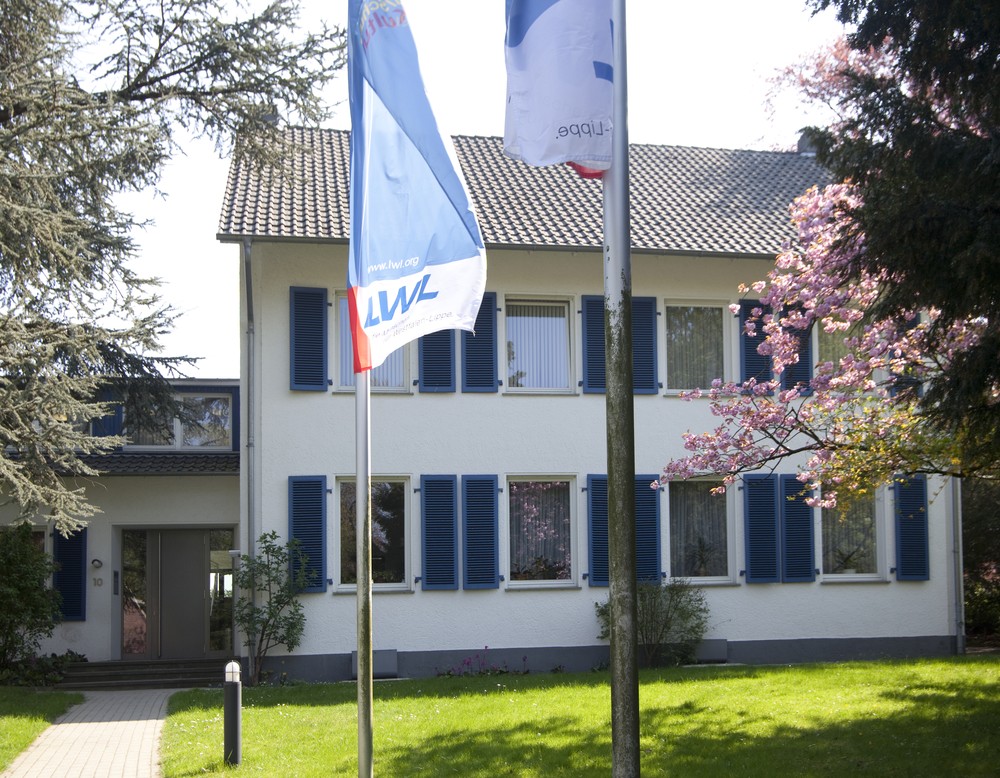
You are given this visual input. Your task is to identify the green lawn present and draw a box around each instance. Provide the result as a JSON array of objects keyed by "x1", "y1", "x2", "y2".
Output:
[
  {"x1": 161, "y1": 655, "x2": 1000, "y2": 776},
  {"x1": 0, "y1": 687, "x2": 82, "y2": 772}
]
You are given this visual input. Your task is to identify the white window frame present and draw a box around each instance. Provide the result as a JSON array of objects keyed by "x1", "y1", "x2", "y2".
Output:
[
  {"x1": 665, "y1": 478, "x2": 737, "y2": 584},
  {"x1": 502, "y1": 296, "x2": 575, "y2": 395},
  {"x1": 334, "y1": 476, "x2": 411, "y2": 593},
  {"x1": 504, "y1": 474, "x2": 577, "y2": 589},
  {"x1": 334, "y1": 293, "x2": 410, "y2": 394},
  {"x1": 820, "y1": 486, "x2": 887, "y2": 582},
  {"x1": 662, "y1": 299, "x2": 732, "y2": 394},
  {"x1": 124, "y1": 392, "x2": 234, "y2": 451}
]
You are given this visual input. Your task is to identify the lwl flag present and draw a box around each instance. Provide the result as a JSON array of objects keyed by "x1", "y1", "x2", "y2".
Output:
[
  {"x1": 347, "y1": 0, "x2": 487, "y2": 372},
  {"x1": 504, "y1": 0, "x2": 613, "y2": 174}
]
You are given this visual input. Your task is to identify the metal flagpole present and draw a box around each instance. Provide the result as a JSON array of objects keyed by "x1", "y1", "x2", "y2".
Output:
[
  {"x1": 603, "y1": 0, "x2": 639, "y2": 775},
  {"x1": 356, "y1": 370, "x2": 373, "y2": 778}
]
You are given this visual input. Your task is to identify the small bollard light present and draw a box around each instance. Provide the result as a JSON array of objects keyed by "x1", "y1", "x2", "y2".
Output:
[{"x1": 224, "y1": 660, "x2": 242, "y2": 766}]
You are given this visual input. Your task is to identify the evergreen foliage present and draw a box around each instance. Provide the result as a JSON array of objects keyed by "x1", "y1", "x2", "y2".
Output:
[
  {"x1": 804, "y1": 0, "x2": 1000, "y2": 469},
  {"x1": 0, "y1": 524, "x2": 60, "y2": 671},
  {"x1": 0, "y1": 0, "x2": 345, "y2": 532}
]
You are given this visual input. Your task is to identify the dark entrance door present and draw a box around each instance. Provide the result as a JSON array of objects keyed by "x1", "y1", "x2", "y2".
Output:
[{"x1": 122, "y1": 528, "x2": 234, "y2": 660}]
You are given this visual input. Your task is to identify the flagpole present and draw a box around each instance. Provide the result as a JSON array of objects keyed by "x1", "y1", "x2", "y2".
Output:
[
  {"x1": 603, "y1": 0, "x2": 639, "y2": 776},
  {"x1": 356, "y1": 370, "x2": 373, "y2": 778}
]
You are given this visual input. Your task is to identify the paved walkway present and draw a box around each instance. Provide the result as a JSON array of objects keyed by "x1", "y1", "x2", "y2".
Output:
[{"x1": 2, "y1": 689, "x2": 174, "y2": 778}]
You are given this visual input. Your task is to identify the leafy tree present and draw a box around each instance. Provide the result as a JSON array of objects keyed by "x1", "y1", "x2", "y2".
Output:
[
  {"x1": 1, "y1": 0, "x2": 344, "y2": 533},
  {"x1": 797, "y1": 0, "x2": 1000, "y2": 470},
  {"x1": 657, "y1": 183, "x2": 990, "y2": 504},
  {"x1": 0, "y1": 524, "x2": 61, "y2": 671},
  {"x1": 233, "y1": 531, "x2": 313, "y2": 686}
]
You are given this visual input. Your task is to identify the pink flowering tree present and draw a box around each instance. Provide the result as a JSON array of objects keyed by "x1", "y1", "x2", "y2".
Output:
[{"x1": 657, "y1": 182, "x2": 991, "y2": 507}]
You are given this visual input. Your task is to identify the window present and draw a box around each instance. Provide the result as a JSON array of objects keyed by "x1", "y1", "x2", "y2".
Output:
[
  {"x1": 505, "y1": 300, "x2": 571, "y2": 391},
  {"x1": 340, "y1": 479, "x2": 407, "y2": 587},
  {"x1": 665, "y1": 304, "x2": 726, "y2": 391},
  {"x1": 587, "y1": 475, "x2": 661, "y2": 586},
  {"x1": 128, "y1": 392, "x2": 235, "y2": 450},
  {"x1": 337, "y1": 298, "x2": 406, "y2": 390},
  {"x1": 669, "y1": 481, "x2": 729, "y2": 577},
  {"x1": 822, "y1": 495, "x2": 878, "y2": 575},
  {"x1": 743, "y1": 474, "x2": 815, "y2": 583},
  {"x1": 508, "y1": 479, "x2": 573, "y2": 583},
  {"x1": 581, "y1": 296, "x2": 659, "y2": 393}
]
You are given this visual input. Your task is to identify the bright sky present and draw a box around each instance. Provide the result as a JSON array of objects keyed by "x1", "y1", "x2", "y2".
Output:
[{"x1": 128, "y1": 0, "x2": 847, "y2": 378}]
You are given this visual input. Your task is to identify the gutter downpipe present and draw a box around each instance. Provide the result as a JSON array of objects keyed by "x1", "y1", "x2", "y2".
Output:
[
  {"x1": 953, "y1": 477, "x2": 966, "y2": 654},
  {"x1": 243, "y1": 237, "x2": 257, "y2": 683}
]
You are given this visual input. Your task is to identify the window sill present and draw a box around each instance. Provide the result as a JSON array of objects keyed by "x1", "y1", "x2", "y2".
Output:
[
  {"x1": 332, "y1": 584, "x2": 413, "y2": 595},
  {"x1": 503, "y1": 388, "x2": 576, "y2": 397},
  {"x1": 505, "y1": 580, "x2": 579, "y2": 591},
  {"x1": 820, "y1": 575, "x2": 888, "y2": 584}
]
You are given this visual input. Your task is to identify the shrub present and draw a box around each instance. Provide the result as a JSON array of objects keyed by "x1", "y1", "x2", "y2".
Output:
[
  {"x1": 595, "y1": 579, "x2": 710, "y2": 667},
  {"x1": 0, "y1": 524, "x2": 61, "y2": 672},
  {"x1": 233, "y1": 531, "x2": 313, "y2": 685}
]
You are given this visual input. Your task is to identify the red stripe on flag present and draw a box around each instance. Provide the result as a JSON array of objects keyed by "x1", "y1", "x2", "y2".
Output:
[
  {"x1": 347, "y1": 286, "x2": 372, "y2": 373},
  {"x1": 567, "y1": 162, "x2": 606, "y2": 179}
]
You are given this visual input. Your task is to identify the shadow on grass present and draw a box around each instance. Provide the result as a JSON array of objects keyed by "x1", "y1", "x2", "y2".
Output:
[{"x1": 166, "y1": 657, "x2": 1000, "y2": 777}]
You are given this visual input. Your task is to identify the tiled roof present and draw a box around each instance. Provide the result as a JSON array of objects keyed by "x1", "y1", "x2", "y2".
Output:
[
  {"x1": 218, "y1": 127, "x2": 829, "y2": 257},
  {"x1": 78, "y1": 452, "x2": 240, "y2": 476}
]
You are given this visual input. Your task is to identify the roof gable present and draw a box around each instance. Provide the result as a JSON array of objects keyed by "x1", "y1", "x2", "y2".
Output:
[{"x1": 218, "y1": 127, "x2": 829, "y2": 257}]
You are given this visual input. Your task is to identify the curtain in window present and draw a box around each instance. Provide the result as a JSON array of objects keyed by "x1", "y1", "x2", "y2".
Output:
[
  {"x1": 669, "y1": 481, "x2": 727, "y2": 577},
  {"x1": 665, "y1": 306, "x2": 724, "y2": 390},
  {"x1": 822, "y1": 497, "x2": 876, "y2": 574},
  {"x1": 508, "y1": 481, "x2": 571, "y2": 580},
  {"x1": 338, "y1": 299, "x2": 404, "y2": 388},
  {"x1": 506, "y1": 302, "x2": 569, "y2": 389}
]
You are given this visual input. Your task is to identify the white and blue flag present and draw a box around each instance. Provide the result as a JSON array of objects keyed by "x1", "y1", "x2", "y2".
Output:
[
  {"x1": 347, "y1": 0, "x2": 487, "y2": 372},
  {"x1": 504, "y1": 0, "x2": 614, "y2": 175}
]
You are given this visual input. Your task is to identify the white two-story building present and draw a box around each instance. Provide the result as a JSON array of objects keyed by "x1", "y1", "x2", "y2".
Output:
[{"x1": 14, "y1": 129, "x2": 962, "y2": 677}]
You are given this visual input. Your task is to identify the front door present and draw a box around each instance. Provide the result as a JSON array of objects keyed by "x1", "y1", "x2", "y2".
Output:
[{"x1": 122, "y1": 528, "x2": 234, "y2": 660}]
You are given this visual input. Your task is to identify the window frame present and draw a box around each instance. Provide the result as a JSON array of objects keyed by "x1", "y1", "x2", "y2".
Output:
[
  {"x1": 505, "y1": 475, "x2": 577, "y2": 589},
  {"x1": 820, "y1": 488, "x2": 886, "y2": 581},
  {"x1": 666, "y1": 478, "x2": 736, "y2": 583},
  {"x1": 502, "y1": 296, "x2": 575, "y2": 395},
  {"x1": 124, "y1": 388, "x2": 238, "y2": 452},
  {"x1": 662, "y1": 299, "x2": 733, "y2": 394},
  {"x1": 334, "y1": 476, "x2": 411, "y2": 593},
  {"x1": 334, "y1": 293, "x2": 410, "y2": 394}
]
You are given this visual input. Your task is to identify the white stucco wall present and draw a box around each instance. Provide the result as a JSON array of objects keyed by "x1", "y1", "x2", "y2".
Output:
[{"x1": 240, "y1": 240, "x2": 960, "y2": 663}]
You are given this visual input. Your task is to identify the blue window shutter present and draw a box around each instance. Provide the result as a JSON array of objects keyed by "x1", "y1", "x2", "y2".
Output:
[
  {"x1": 588, "y1": 475, "x2": 610, "y2": 586},
  {"x1": 634, "y1": 475, "x2": 661, "y2": 581},
  {"x1": 582, "y1": 296, "x2": 658, "y2": 394},
  {"x1": 781, "y1": 308, "x2": 813, "y2": 393},
  {"x1": 419, "y1": 330, "x2": 455, "y2": 392},
  {"x1": 895, "y1": 475, "x2": 929, "y2": 581},
  {"x1": 743, "y1": 474, "x2": 780, "y2": 583},
  {"x1": 462, "y1": 292, "x2": 497, "y2": 392},
  {"x1": 582, "y1": 295, "x2": 606, "y2": 393},
  {"x1": 780, "y1": 475, "x2": 815, "y2": 582},
  {"x1": 739, "y1": 300, "x2": 772, "y2": 384},
  {"x1": 421, "y1": 475, "x2": 458, "y2": 589},
  {"x1": 53, "y1": 529, "x2": 87, "y2": 621},
  {"x1": 632, "y1": 298, "x2": 659, "y2": 394},
  {"x1": 92, "y1": 388, "x2": 123, "y2": 437},
  {"x1": 288, "y1": 476, "x2": 327, "y2": 593},
  {"x1": 462, "y1": 475, "x2": 499, "y2": 588},
  {"x1": 290, "y1": 287, "x2": 328, "y2": 391}
]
